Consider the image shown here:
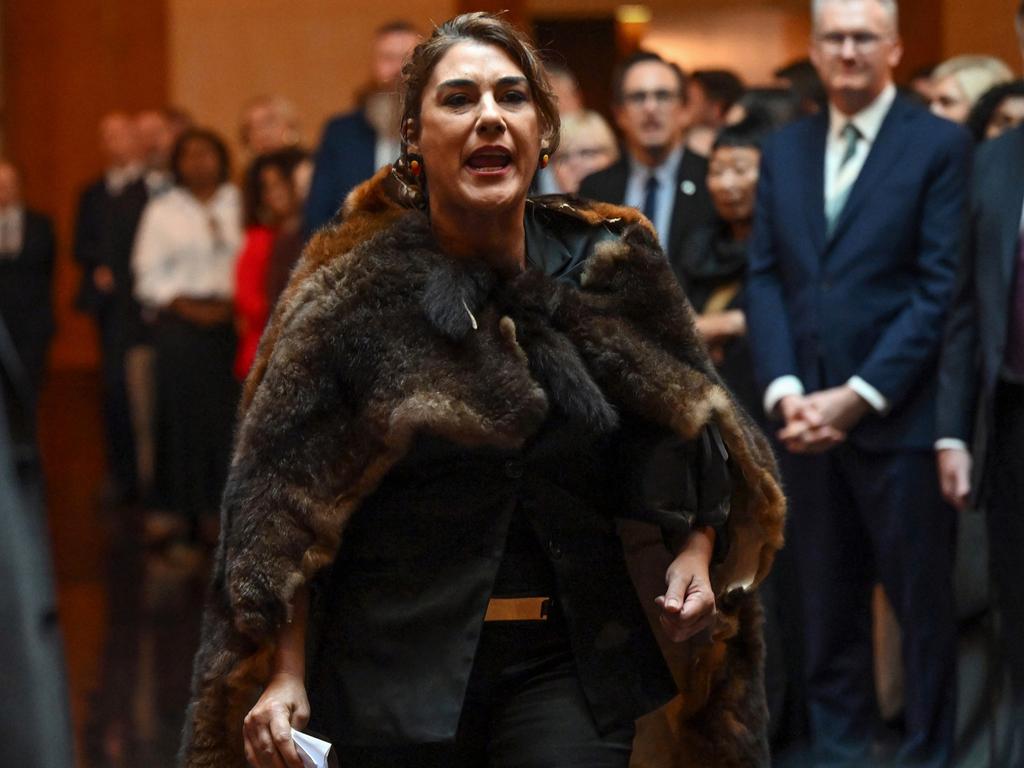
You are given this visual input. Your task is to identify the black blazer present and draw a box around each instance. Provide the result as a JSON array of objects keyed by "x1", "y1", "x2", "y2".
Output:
[
  {"x1": 0, "y1": 210, "x2": 55, "y2": 395},
  {"x1": 578, "y1": 149, "x2": 716, "y2": 267},
  {"x1": 72, "y1": 176, "x2": 149, "y2": 346},
  {"x1": 938, "y1": 125, "x2": 1024, "y2": 446}
]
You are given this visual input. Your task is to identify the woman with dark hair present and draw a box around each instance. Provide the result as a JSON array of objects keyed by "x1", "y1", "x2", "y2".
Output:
[
  {"x1": 234, "y1": 147, "x2": 310, "y2": 379},
  {"x1": 675, "y1": 113, "x2": 771, "y2": 418},
  {"x1": 181, "y1": 14, "x2": 784, "y2": 768},
  {"x1": 965, "y1": 79, "x2": 1024, "y2": 142},
  {"x1": 132, "y1": 127, "x2": 242, "y2": 538}
]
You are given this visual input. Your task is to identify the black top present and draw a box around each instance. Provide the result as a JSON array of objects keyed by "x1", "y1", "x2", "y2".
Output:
[{"x1": 677, "y1": 223, "x2": 762, "y2": 420}]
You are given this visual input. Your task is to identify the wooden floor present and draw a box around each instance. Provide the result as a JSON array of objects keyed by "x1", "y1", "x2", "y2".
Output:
[{"x1": 38, "y1": 370, "x2": 209, "y2": 767}]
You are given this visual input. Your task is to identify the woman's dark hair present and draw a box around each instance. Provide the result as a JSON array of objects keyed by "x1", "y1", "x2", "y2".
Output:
[
  {"x1": 735, "y1": 87, "x2": 801, "y2": 130},
  {"x1": 713, "y1": 110, "x2": 774, "y2": 154},
  {"x1": 400, "y1": 12, "x2": 561, "y2": 155},
  {"x1": 773, "y1": 58, "x2": 827, "y2": 116},
  {"x1": 170, "y1": 127, "x2": 232, "y2": 187},
  {"x1": 242, "y1": 146, "x2": 310, "y2": 227},
  {"x1": 966, "y1": 79, "x2": 1024, "y2": 143}
]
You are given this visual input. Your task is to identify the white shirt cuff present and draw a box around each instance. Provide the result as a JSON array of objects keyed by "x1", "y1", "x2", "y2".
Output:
[
  {"x1": 764, "y1": 376, "x2": 805, "y2": 419},
  {"x1": 935, "y1": 438, "x2": 970, "y2": 453},
  {"x1": 847, "y1": 376, "x2": 889, "y2": 415}
]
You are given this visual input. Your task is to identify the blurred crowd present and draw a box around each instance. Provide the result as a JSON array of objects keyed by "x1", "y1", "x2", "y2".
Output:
[{"x1": 3, "y1": 1, "x2": 1024, "y2": 766}]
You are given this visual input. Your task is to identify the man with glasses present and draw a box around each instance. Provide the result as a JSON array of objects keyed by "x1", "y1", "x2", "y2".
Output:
[
  {"x1": 579, "y1": 51, "x2": 715, "y2": 268},
  {"x1": 745, "y1": 0, "x2": 970, "y2": 765}
]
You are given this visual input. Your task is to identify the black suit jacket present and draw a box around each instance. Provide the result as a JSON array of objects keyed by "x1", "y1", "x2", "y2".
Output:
[
  {"x1": 578, "y1": 149, "x2": 716, "y2": 266},
  {"x1": 73, "y1": 176, "x2": 149, "y2": 347},
  {"x1": 0, "y1": 210, "x2": 55, "y2": 395},
  {"x1": 938, "y1": 125, "x2": 1024, "y2": 446}
]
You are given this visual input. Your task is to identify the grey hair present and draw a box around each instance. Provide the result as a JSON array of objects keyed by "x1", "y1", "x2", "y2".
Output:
[{"x1": 812, "y1": 0, "x2": 899, "y2": 32}]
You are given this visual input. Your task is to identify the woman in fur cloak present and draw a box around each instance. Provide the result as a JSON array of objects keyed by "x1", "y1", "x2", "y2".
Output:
[{"x1": 181, "y1": 13, "x2": 785, "y2": 768}]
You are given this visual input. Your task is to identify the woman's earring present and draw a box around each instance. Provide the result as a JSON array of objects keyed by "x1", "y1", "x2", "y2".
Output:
[
  {"x1": 410, "y1": 158, "x2": 422, "y2": 177},
  {"x1": 540, "y1": 151, "x2": 550, "y2": 169}
]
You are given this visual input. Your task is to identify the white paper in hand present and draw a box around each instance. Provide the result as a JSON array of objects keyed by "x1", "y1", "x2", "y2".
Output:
[{"x1": 291, "y1": 728, "x2": 334, "y2": 768}]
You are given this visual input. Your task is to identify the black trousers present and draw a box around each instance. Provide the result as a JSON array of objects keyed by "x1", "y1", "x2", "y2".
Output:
[
  {"x1": 98, "y1": 309, "x2": 138, "y2": 500},
  {"x1": 332, "y1": 615, "x2": 635, "y2": 767},
  {"x1": 153, "y1": 316, "x2": 238, "y2": 525},
  {"x1": 782, "y1": 445, "x2": 956, "y2": 768},
  {"x1": 989, "y1": 380, "x2": 1024, "y2": 766}
]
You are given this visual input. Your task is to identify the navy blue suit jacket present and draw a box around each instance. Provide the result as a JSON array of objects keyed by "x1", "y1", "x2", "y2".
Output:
[
  {"x1": 304, "y1": 109, "x2": 377, "y2": 235},
  {"x1": 746, "y1": 95, "x2": 971, "y2": 451},
  {"x1": 937, "y1": 126, "x2": 1024, "y2": 445}
]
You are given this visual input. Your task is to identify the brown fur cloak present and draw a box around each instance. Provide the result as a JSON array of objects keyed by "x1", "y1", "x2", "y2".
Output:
[{"x1": 179, "y1": 167, "x2": 786, "y2": 767}]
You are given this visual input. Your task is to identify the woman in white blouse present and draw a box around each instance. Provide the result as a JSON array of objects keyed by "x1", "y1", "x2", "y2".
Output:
[{"x1": 132, "y1": 127, "x2": 243, "y2": 540}]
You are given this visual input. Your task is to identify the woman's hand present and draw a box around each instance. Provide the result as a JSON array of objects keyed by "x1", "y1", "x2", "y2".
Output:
[
  {"x1": 243, "y1": 672, "x2": 310, "y2": 768},
  {"x1": 656, "y1": 528, "x2": 716, "y2": 642}
]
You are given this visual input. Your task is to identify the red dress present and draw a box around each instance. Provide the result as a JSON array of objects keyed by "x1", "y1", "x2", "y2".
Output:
[{"x1": 233, "y1": 225, "x2": 275, "y2": 379}]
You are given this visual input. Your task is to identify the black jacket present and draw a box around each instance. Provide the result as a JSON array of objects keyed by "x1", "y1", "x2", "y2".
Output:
[
  {"x1": 938, "y1": 125, "x2": 1024, "y2": 452},
  {"x1": 577, "y1": 149, "x2": 716, "y2": 267},
  {"x1": 73, "y1": 176, "x2": 150, "y2": 347},
  {"x1": 0, "y1": 209, "x2": 55, "y2": 395}
]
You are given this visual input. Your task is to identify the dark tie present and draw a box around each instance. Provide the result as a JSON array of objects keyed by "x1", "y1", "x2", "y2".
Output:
[
  {"x1": 1005, "y1": 237, "x2": 1024, "y2": 379},
  {"x1": 643, "y1": 175, "x2": 660, "y2": 225},
  {"x1": 839, "y1": 122, "x2": 861, "y2": 171}
]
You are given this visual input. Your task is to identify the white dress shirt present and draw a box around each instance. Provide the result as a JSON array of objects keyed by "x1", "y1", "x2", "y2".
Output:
[
  {"x1": 763, "y1": 84, "x2": 898, "y2": 419},
  {"x1": 0, "y1": 205, "x2": 25, "y2": 256},
  {"x1": 105, "y1": 163, "x2": 144, "y2": 196},
  {"x1": 623, "y1": 145, "x2": 685, "y2": 251},
  {"x1": 132, "y1": 184, "x2": 242, "y2": 309}
]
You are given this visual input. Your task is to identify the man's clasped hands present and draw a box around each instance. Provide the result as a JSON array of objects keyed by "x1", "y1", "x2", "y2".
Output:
[{"x1": 776, "y1": 385, "x2": 872, "y2": 454}]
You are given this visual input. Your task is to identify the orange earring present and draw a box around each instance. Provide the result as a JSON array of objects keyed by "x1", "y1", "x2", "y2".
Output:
[
  {"x1": 540, "y1": 152, "x2": 550, "y2": 169},
  {"x1": 410, "y1": 158, "x2": 421, "y2": 177}
]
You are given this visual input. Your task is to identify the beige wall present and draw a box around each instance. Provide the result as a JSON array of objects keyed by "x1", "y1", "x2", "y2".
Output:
[
  {"x1": 643, "y1": 7, "x2": 811, "y2": 85},
  {"x1": 169, "y1": 0, "x2": 455, "y2": 160}
]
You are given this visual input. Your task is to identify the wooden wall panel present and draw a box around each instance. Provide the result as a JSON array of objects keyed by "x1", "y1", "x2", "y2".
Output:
[
  {"x1": 3, "y1": 0, "x2": 169, "y2": 371},
  {"x1": 168, "y1": 0, "x2": 455, "y2": 164}
]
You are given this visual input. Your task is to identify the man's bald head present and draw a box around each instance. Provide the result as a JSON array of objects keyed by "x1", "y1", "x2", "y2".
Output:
[
  {"x1": 0, "y1": 162, "x2": 22, "y2": 208},
  {"x1": 100, "y1": 111, "x2": 141, "y2": 168}
]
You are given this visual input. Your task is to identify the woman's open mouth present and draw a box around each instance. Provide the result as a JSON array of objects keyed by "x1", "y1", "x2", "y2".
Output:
[{"x1": 466, "y1": 147, "x2": 513, "y2": 175}]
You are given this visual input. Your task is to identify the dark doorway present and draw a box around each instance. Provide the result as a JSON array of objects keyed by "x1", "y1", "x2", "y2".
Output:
[{"x1": 532, "y1": 17, "x2": 618, "y2": 124}]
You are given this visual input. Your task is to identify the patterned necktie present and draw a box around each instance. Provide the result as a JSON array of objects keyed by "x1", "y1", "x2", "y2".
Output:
[
  {"x1": 826, "y1": 122, "x2": 862, "y2": 234},
  {"x1": 643, "y1": 175, "x2": 660, "y2": 225},
  {"x1": 839, "y1": 122, "x2": 861, "y2": 171}
]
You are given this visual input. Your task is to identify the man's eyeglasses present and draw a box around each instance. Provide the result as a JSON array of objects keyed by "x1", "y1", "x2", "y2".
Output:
[
  {"x1": 816, "y1": 31, "x2": 886, "y2": 53},
  {"x1": 621, "y1": 89, "x2": 680, "y2": 108}
]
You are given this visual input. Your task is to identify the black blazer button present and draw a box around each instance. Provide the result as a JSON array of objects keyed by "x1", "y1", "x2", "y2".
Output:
[
  {"x1": 504, "y1": 458, "x2": 524, "y2": 479},
  {"x1": 548, "y1": 538, "x2": 563, "y2": 559}
]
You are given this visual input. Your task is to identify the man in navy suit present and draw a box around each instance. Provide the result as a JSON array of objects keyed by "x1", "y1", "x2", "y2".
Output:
[
  {"x1": 746, "y1": 0, "x2": 971, "y2": 764},
  {"x1": 937, "y1": 8, "x2": 1024, "y2": 762},
  {"x1": 304, "y1": 21, "x2": 419, "y2": 234},
  {"x1": 578, "y1": 51, "x2": 716, "y2": 268},
  {"x1": 0, "y1": 161, "x2": 55, "y2": 402}
]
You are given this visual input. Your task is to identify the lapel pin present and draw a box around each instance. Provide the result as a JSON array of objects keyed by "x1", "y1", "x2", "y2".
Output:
[{"x1": 680, "y1": 180, "x2": 697, "y2": 196}]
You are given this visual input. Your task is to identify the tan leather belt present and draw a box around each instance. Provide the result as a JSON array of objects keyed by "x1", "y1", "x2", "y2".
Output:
[{"x1": 484, "y1": 597, "x2": 551, "y2": 622}]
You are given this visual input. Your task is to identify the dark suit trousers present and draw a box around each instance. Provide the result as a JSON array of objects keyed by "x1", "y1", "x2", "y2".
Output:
[
  {"x1": 782, "y1": 444, "x2": 956, "y2": 767},
  {"x1": 990, "y1": 380, "x2": 1024, "y2": 766},
  {"x1": 98, "y1": 307, "x2": 137, "y2": 499}
]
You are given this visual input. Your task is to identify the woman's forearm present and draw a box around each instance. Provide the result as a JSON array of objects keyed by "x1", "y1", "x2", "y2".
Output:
[
  {"x1": 678, "y1": 525, "x2": 715, "y2": 564},
  {"x1": 273, "y1": 587, "x2": 309, "y2": 679}
]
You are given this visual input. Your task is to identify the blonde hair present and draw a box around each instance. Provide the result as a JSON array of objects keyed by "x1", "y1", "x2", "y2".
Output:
[
  {"x1": 556, "y1": 111, "x2": 619, "y2": 161},
  {"x1": 932, "y1": 55, "x2": 1014, "y2": 107}
]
